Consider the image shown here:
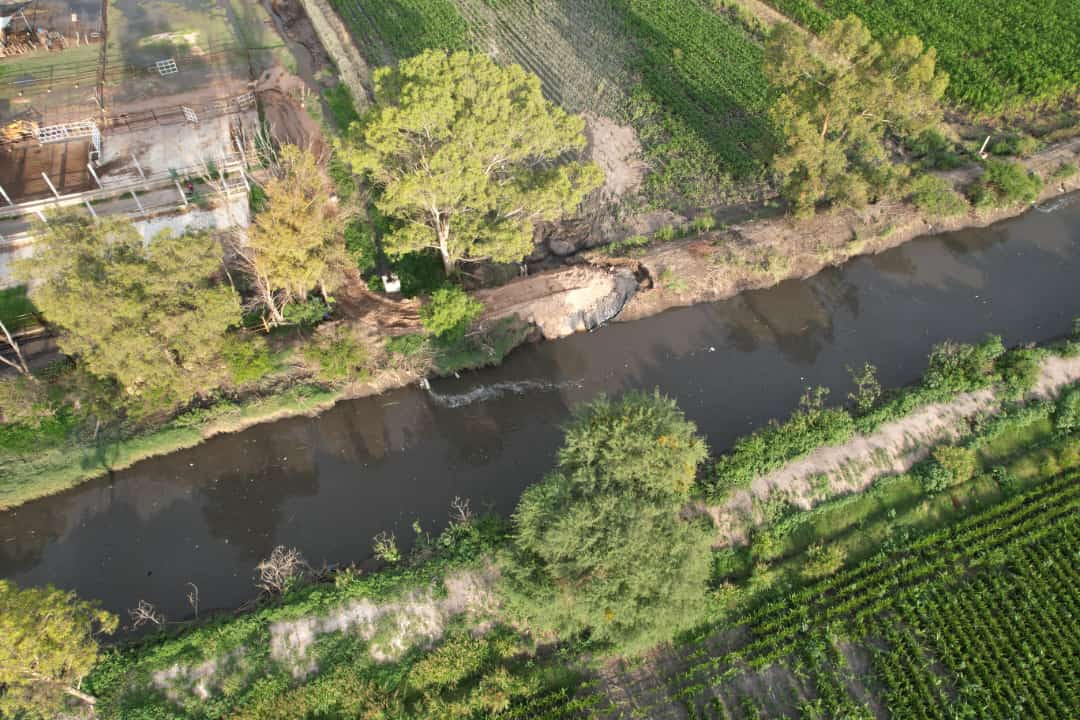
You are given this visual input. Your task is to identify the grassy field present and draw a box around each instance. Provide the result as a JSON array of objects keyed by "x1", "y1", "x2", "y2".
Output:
[{"x1": 766, "y1": 0, "x2": 1080, "y2": 113}]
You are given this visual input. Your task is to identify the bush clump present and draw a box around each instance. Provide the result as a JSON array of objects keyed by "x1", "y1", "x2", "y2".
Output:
[
  {"x1": 909, "y1": 174, "x2": 969, "y2": 217},
  {"x1": 922, "y1": 336, "x2": 1005, "y2": 394},
  {"x1": 996, "y1": 347, "x2": 1043, "y2": 399},
  {"x1": 968, "y1": 159, "x2": 1043, "y2": 209},
  {"x1": 801, "y1": 542, "x2": 846, "y2": 580},
  {"x1": 302, "y1": 327, "x2": 367, "y2": 382},
  {"x1": 918, "y1": 445, "x2": 977, "y2": 493},
  {"x1": 421, "y1": 286, "x2": 484, "y2": 342},
  {"x1": 1055, "y1": 386, "x2": 1080, "y2": 436},
  {"x1": 908, "y1": 128, "x2": 964, "y2": 170},
  {"x1": 221, "y1": 334, "x2": 277, "y2": 385},
  {"x1": 711, "y1": 388, "x2": 855, "y2": 496},
  {"x1": 988, "y1": 133, "x2": 1039, "y2": 158}
]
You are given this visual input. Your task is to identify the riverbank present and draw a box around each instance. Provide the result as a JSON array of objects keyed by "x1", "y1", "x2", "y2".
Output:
[
  {"x1": 78, "y1": 336, "x2": 1080, "y2": 718},
  {"x1": 2, "y1": 139, "x2": 1078, "y2": 510}
]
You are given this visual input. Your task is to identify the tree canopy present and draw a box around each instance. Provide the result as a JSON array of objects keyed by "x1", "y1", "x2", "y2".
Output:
[
  {"x1": 242, "y1": 145, "x2": 348, "y2": 324},
  {"x1": 16, "y1": 214, "x2": 240, "y2": 410},
  {"x1": 0, "y1": 580, "x2": 117, "y2": 717},
  {"x1": 341, "y1": 49, "x2": 603, "y2": 274},
  {"x1": 765, "y1": 16, "x2": 949, "y2": 217},
  {"x1": 504, "y1": 391, "x2": 712, "y2": 653}
]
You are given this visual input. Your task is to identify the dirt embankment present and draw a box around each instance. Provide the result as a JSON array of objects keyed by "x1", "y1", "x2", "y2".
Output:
[
  {"x1": 476, "y1": 264, "x2": 640, "y2": 340},
  {"x1": 704, "y1": 354, "x2": 1080, "y2": 547},
  {"x1": 616, "y1": 137, "x2": 1080, "y2": 322},
  {"x1": 442, "y1": 136, "x2": 1080, "y2": 348}
]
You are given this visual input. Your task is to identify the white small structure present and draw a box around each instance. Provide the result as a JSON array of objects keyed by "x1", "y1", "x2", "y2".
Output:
[{"x1": 381, "y1": 274, "x2": 401, "y2": 293}]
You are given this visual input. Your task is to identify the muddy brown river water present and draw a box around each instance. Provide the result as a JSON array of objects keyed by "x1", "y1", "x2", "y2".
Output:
[{"x1": 2, "y1": 195, "x2": 1079, "y2": 622}]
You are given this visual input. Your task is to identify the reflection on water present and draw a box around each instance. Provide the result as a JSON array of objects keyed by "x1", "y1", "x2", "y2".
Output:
[
  {"x1": 722, "y1": 270, "x2": 860, "y2": 365},
  {"x1": 1, "y1": 195, "x2": 1079, "y2": 621}
]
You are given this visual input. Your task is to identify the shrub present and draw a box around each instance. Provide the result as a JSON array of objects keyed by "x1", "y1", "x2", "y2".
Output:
[
  {"x1": 919, "y1": 445, "x2": 977, "y2": 493},
  {"x1": 221, "y1": 334, "x2": 276, "y2": 385},
  {"x1": 385, "y1": 333, "x2": 428, "y2": 357},
  {"x1": 0, "y1": 285, "x2": 37, "y2": 333},
  {"x1": 691, "y1": 214, "x2": 717, "y2": 232},
  {"x1": 393, "y1": 250, "x2": 446, "y2": 297},
  {"x1": 712, "y1": 547, "x2": 751, "y2": 583},
  {"x1": 421, "y1": 286, "x2": 484, "y2": 342},
  {"x1": 909, "y1": 174, "x2": 968, "y2": 217},
  {"x1": 606, "y1": 234, "x2": 650, "y2": 257},
  {"x1": 847, "y1": 362, "x2": 882, "y2": 415},
  {"x1": 922, "y1": 336, "x2": 1004, "y2": 394},
  {"x1": 996, "y1": 347, "x2": 1042, "y2": 398},
  {"x1": 282, "y1": 297, "x2": 330, "y2": 327},
  {"x1": 988, "y1": 133, "x2": 1039, "y2": 158},
  {"x1": 344, "y1": 218, "x2": 378, "y2": 276},
  {"x1": 801, "y1": 543, "x2": 846, "y2": 580},
  {"x1": 654, "y1": 224, "x2": 677, "y2": 242},
  {"x1": 302, "y1": 328, "x2": 367, "y2": 382},
  {"x1": 968, "y1": 159, "x2": 1043, "y2": 208},
  {"x1": 323, "y1": 83, "x2": 360, "y2": 129},
  {"x1": 907, "y1": 128, "x2": 964, "y2": 170},
  {"x1": 1055, "y1": 386, "x2": 1080, "y2": 436},
  {"x1": 712, "y1": 388, "x2": 855, "y2": 496},
  {"x1": 372, "y1": 531, "x2": 400, "y2": 564},
  {"x1": 1051, "y1": 162, "x2": 1078, "y2": 180}
]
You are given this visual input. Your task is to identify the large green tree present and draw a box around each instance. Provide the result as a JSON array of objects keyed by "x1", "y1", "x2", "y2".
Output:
[
  {"x1": 16, "y1": 214, "x2": 241, "y2": 410},
  {"x1": 0, "y1": 580, "x2": 118, "y2": 717},
  {"x1": 765, "y1": 16, "x2": 948, "y2": 217},
  {"x1": 342, "y1": 49, "x2": 603, "y2": 274},
  {"x1": 242, "y1": 145, "x2": 348, "y2": 324},
  {"x1": 503, "y1": 391, "x2": 713, "y2": 653}
]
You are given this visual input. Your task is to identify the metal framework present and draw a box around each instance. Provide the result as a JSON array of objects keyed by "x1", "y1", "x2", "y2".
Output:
[
  {"x1": 155, "y1": 58, "x2": 178, "y2": 76},
  {"x1": 32, "y1": 120, "x2": 101, "y2": 160},
  {"x1": 34, "y1": 120, "x2": 97, "y2": 143}
]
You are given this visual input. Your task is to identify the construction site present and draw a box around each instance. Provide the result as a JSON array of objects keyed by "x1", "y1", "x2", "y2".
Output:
[{"x1": 0, "y1": 0, "x2": 311, "y2": 286}]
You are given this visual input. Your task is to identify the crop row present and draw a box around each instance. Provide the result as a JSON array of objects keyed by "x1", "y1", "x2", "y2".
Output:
[
  {"x1": 332, "y1": 0, "x2": 470, "y2": 65},
  {"x1": 768, "y1": 0, "x2": 1080, "y2": 112},
  {"x1": 613, "y1": 0, "x2": 772, "y2": 177},
  {"x1": 510, "y1": 472, "x2": 1080, "y2": 718}
]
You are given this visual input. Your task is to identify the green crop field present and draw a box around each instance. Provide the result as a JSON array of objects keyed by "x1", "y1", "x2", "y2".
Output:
[
  {"x1": 330, "y1": 0, "x2": 774, "y2": 204},
  {"x1": 767, "y1": 0, "x2": 1080, "y2": 113},
  {"x1": 501, "y1": 467, "x2": 1080, "y2": 718}
]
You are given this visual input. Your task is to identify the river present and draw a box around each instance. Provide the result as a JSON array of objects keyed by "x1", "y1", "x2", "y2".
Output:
[{"x1": 2, "y1": 196, "x2": 1079, "y2": 622}]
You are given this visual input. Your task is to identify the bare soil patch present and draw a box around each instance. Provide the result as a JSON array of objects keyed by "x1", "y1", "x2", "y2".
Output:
[
  {"x1": 583, "y1": 113, "x2": 646, "y2": 202},
  {"x1": 255, "y1": 66, "x2": 327, "y2": 154}
]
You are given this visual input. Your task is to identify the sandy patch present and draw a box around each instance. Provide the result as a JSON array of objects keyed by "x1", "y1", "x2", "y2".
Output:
[
  {"x1": 152, "y1": 649, "x2": 246, "y2": 703},
  {"x1": 707, "y1": 354, "x2": 1080, "y2": 546},
  {"x1": 150, "y1": 565, "x2": 498, "y2": 706},
  {"x1": 584, "y1": 113, "x2": 646, "y2": 201},
  {"x1": 268, "y1": 565, "x2": 499, "y2": 677}
]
